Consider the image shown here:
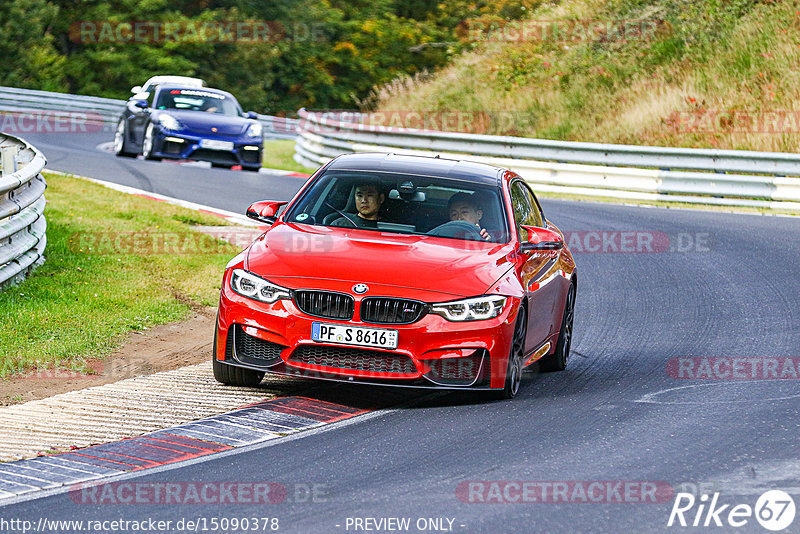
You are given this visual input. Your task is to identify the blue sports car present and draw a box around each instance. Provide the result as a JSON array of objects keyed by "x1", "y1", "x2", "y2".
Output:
[{"x1": 114, "y1": 85, "x2": 263, "y2": 171}]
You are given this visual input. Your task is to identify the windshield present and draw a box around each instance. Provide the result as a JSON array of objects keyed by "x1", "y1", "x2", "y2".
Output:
[
  {"x1": 155, "y1": 89, "x2": 241, "y2": 116},
  {"x1": 285, "y1": 170, "x2": 510, "y2": 243}
]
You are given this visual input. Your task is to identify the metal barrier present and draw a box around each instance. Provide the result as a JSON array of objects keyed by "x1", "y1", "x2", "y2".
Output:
[
  {"x1": 0, "y1": 133, "x2": 47, "y2": 288},
  {"x1": 293, "y1": 109, "x2": 800, "y2": 210},
  {"x1": 0, "y1": 86, "x2": 298, "y2": 139}
]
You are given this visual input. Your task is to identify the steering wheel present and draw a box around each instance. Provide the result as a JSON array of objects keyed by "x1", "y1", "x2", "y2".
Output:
[
  {"x1": 323, "y1": 202, "x2": 358, "y2": 227},
  {"x1": 428, "y1": 220, "x2": 485, "y2": 241}
]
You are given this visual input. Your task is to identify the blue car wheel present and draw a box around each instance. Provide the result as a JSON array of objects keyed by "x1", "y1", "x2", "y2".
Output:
[
  {"x1": 142, "y1": 122, "x2": 161, "y2": 161},
  {"x1": 114, "y1": 119, "x2": 137, "y2": 158}
]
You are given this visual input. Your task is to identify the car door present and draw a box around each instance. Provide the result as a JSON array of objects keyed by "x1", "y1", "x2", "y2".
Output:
[{"x1": 510, "y1": 179, "x2": 560, "y2": 352}]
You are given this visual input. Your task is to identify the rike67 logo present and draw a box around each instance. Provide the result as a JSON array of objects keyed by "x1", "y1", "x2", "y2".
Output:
[{"x1": 668, "y1": 490, "x2": 795, "y2": 531}]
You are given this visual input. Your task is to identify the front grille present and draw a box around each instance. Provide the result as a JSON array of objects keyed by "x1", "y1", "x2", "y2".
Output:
[
  {"x1": 190, "y1": 148, "x2": 238, "y2": 164},
  {"x1": 294, "y1": 290, "x2": 354, "y2": 320},
  {"x1": 360, "y1": 297, "x2": 427, "y2": 324},
  {"x1": 290, "y1": 345, "x2": 417, "y2": 375},
  {"x1": 233, "y1": 325, "x2": 286, "y2": 366}
]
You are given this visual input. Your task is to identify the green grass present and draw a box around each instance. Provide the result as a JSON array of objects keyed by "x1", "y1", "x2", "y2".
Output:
[
  {"x1": 0, "y1": 172, "x2": 239, "y2": 378},
  {"x1": 262, "y1": 140, "x2": 317, "y2": 174}
]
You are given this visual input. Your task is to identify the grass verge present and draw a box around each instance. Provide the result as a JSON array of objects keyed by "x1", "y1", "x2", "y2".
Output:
[
  {"x1": 262, "y1": 139, "x2": 316, "y2": 174},
  {"x1": 372, "y1": 0, "x2": 800, "y2": 153},
  {"x1": 0, "y1": 172, "x2": 239, "y2": 378}
]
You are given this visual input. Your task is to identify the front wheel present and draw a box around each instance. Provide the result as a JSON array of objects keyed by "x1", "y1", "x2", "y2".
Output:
[
  {"x1": 142, "y1": 123, "x2": 161, "y2": 161},
  {"x1": 113, "y1": 119, "x2": 136, "y2": 157},
  {"x1": 539, "y1": 283, "x2": 575, "y2": 372},
  {"x1": 212, "y1": 358, "x2": 265, "y2": 387},
  {"x1": 492, "y1": 305, "x2": 527, "y2": 400}
]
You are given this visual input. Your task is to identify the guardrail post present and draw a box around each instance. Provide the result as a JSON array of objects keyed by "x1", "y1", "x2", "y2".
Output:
[{"x1": 1, "y1": 144, "x2": 18, "y2": 176}]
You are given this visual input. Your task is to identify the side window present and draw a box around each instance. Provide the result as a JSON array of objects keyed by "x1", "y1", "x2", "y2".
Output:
[
  {"x1": 521, "y1": 183, "x2": 545, "y2": 227},
  {"x1": 510, "y1": 181, "x2": 534, "y2": 241}
]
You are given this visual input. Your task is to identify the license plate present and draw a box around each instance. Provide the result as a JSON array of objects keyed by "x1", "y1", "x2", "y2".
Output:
[
  {"x1": 199, "y1": 139, "x2": 234, "y2": 151},
  {"x1": 311, "y1": 322, "x2": 398, "y2": 350}
]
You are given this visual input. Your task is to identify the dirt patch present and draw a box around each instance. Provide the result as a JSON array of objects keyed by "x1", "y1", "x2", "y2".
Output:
[{"x1": 0, "y1": 307, "x2": 217, "y2": 406}]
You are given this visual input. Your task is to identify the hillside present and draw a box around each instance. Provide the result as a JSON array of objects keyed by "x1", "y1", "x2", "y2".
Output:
[
  {"x1": 0, "y1": 0, "x2": 541, "y2": 114},
  {"x1": 371, "y1": 0, "x2": 800, "y2": 152}
]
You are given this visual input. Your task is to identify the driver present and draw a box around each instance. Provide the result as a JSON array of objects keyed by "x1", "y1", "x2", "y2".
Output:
[
  {"x1": 448, "y1": 192, "x2": 490, "y2": 240},
  {"x1": 201, "y1": 100, "x2": 219, "y2": 113},
  {"x1": 331, "y1": 182, "x2": 385, "y2": 228}
]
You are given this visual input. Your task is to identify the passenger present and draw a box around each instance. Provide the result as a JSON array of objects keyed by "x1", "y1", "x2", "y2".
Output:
[
  {"x1": 448, "y1": 192, "x2": 490, "y2": 240},
  {"x1": 331, "y1": 182, "x2": 385, "y2": 228}
]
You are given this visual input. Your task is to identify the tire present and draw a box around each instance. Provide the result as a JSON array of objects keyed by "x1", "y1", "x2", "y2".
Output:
[
  {"x1": 113, "y1": 119, "x2": 137, "y2": 157},
  {"x1": 142, "y1": 122, "x2": 161, "y2": 161},
  {"x1": 211, "y1": 329, "x2": 265, "y2": 387},
  {"x1": 492, "y1": 305, "x2": 527, "y2": 400},
  {"x1": 539, "y1": 283, "x2": 575, "y2": 372},
  {"x1": 243, "y1": 165, "x2": 261, "y2": 172}
]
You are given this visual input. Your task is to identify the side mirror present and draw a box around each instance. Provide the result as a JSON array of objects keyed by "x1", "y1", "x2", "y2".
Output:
[
  {"x1": 246, "y1": 200, "x2": 288, "y2": 224},
  {"x1": 519, "y1": 225, "x2": 564, "y2": 252},
  {"x1": 134, "y1": 100, "x2": 149, "y2": 109},
  {"x1": 245, "y1": 111, "x2": 258, "y2": 120},
  {"x1": 131, "y1": 85, "x2": 142, "y2": 94}
]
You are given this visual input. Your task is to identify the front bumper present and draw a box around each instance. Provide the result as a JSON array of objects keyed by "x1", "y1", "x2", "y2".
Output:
[
  {"x1": 151, "y1": 127, "x2": 262, "y2": 166},
  {"x1": 215, "y1": 272, "x2": 519, "y2": 390}
]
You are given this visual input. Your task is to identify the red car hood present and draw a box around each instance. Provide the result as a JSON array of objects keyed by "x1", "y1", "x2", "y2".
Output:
[{"x1": 245, "y1": 223, "x2": 515, "y2": 300}]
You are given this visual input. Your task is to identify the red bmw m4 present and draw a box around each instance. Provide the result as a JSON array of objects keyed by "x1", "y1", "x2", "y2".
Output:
[{"x1": 214, "y1": 153, "x2": 576, "y2": 399}]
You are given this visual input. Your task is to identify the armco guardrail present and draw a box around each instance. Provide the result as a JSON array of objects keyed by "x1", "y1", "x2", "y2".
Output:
[
  {"x1": 0, "y1": 133, "x2": 47, "y2": 287},
  {"x1": 293, "y1": 109, "x2": 800, "y2": 210},
  {"x1": 0, "y1": 86, "x2": 298, "y2": 139}
]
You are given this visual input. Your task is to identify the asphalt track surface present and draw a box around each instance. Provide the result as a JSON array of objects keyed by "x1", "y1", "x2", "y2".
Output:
[{"x1": 3, "y1": 131, "x2": 800, "y2": 533}]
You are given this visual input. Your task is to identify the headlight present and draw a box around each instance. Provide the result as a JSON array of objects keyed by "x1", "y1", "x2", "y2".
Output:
[
  {"x1": 247, "y1": 121, "x2": 262, "y2": 137},
  {"x1": 430, "y1": 295, "x2": 507, "y2": 321},
  {"x1": 158, "y1": 114, "x2": 181, "y2": 130},
  {"x1": 230, "y1": 269, "x2": 291, "y2": 303}
]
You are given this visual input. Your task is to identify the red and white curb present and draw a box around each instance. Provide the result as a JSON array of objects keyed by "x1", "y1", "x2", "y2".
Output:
[
  {"x1": 0, "y1": 395, "x2": 380, "y2": 500},
  {"x1": 0, "y1": 362, "x2": 291, "y2": 463}
]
